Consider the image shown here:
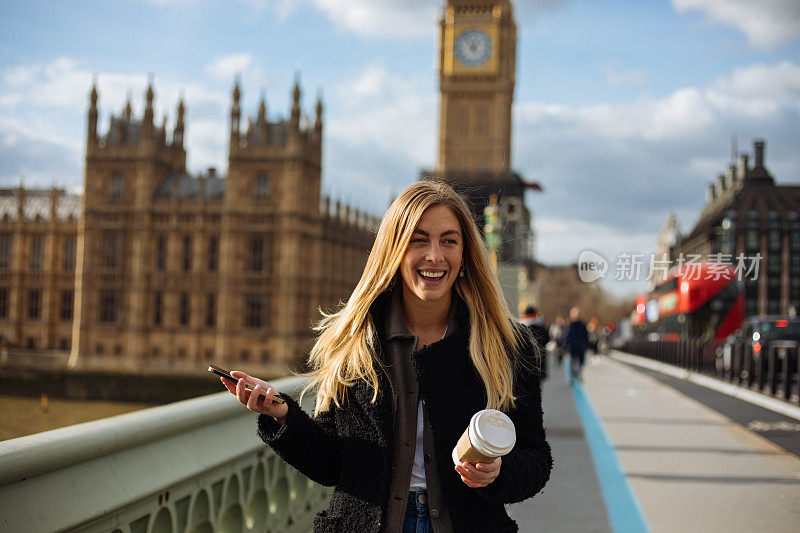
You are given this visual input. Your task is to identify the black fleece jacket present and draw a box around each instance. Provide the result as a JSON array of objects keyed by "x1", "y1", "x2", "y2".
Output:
[{"x1": 257, "y1": 293, "x2": 552, "y2": 532}]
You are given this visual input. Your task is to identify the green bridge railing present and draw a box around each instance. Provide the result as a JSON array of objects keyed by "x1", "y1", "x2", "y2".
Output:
[{"x1": 0, "y1": 376, "x2": 331, "y2": 533}]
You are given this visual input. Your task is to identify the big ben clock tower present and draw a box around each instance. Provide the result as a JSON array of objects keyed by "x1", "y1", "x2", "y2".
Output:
[
  {"x1": 423, "y1": 0, "x2": 540, "y2": 312},
  {"x1": 437, "y1": 0, "x2": 515, "y2": 175}
]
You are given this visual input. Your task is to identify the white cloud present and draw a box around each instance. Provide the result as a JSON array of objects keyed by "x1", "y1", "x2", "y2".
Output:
[
  {"x1": 235, "y1": 0, "x2": 436, "y2": 38},
  {"x1": 322, "y1": 62, "x2": 436, "y2": 206},
  {"x1": 330, "y1": 62, "x2": 435, "y2": 162},
  {"x1": 142, "y1": 0, "x2": 202, "y2": 6},
  {"x1": 203, "y1": 53, "x2": 254, "y2": 81},
  {"x1": 709, "y1": 60, "x2": 800, "y2": 104},
  {"x1": 0, "y1": 94, "x2": 22, "y2": 109},
  {"x1": 672, "y1": 0, "x2": 800, "y2": 48},
  {"x1": 535, "y1": 216, "x2": 656, "y2": 265},
  {"x1": 237, "y1": 0, "x2": 297, "y2": 20},
  {"x1": 648, "y1": 88, "x2": 716, "y2": 140},
  {"x1": 309, "y1": 0, "x2": 437, "y2": 39},
  {"x1": 0, "y1": 115, "x2": 81, "y2": 186},
  {"x1": 3, "y1": 64, "x2": 42, "y2": 87}
]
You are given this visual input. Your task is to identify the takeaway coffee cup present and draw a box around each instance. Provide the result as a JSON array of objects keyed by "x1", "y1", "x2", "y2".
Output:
[{"x1": 452, "y1": 409, "x2": 516, "y2": 465}]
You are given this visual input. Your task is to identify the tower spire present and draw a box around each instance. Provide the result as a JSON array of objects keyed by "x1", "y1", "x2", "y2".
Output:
[
  {"x1": 258, "y1": 89, "x2": 266, "y2": 122},
  {"x1": 290, "y1": 72, "x2": 301, "y2": 130},
  {"x1": 315, "y1": 88, "x2": 323, "y2": 133},
  {"x1": 88, "y1": 78, "x2": 98, "y2": 144},
  {"x1": 258, "y1": 88, "x2": 270, "y2": 144},
  {"x1": 230, "y1": 76, "x2": 241, "y2": 149},
  {"x1": 173, "y1": 95, "x2": 185, "y2": 147},
  {"x1": 123, "y1": 92, "x2": 132, "y2": 120},
  {"x1": 143, "y1": 75, "x2": 155, "y2": 138}
]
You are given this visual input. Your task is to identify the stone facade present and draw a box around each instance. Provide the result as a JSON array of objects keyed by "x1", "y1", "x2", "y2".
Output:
[{"x1": 0, "y1": 79, "x2": 376, "y2": 376}]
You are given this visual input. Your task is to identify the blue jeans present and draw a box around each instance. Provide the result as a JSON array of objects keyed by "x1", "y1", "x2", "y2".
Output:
[{"x1": 403, "y1": 490, "x2": 433, "y2": 533}]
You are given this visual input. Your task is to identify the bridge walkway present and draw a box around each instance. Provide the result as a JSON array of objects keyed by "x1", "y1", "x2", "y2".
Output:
[{"x1": 508, "y1": 351, "x2": 800, "y2": 532}]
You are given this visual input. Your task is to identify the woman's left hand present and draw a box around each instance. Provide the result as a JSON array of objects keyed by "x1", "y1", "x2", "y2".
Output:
[{"x1": 455, "y1": 456, "x2": 501, "y2": 488}]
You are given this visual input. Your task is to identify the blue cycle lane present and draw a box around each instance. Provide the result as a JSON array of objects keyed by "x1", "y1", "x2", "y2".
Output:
[{"x1": 508, "y1": 355, "x2": 649, "y2": 533}]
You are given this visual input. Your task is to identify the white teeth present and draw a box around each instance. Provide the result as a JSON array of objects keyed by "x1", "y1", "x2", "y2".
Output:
[{"x1": 419, "y1": 270, "x2": 445, "y2": 279}]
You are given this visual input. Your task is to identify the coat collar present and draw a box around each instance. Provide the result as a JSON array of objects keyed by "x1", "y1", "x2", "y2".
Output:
[{"x1": 378, "y1": 284, "x2": 465, "y2": 343}]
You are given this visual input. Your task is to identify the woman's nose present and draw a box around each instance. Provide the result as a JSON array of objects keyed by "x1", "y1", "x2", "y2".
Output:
[{"x1": 426, "y1": 243, "x2": 444, "y2": 262}]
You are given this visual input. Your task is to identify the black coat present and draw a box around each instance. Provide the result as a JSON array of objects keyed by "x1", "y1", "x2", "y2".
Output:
[
  {"x1": 564, "y1": 321, "x2": 589, "y2": 356},
  {"x1": 257, "y1": 296, "x2": 552, "y2": 532}
]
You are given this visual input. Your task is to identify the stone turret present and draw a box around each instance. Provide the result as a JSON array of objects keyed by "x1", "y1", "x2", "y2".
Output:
[
  {"x1": 87, "y1": 81, "x2": 98, "y2": 144},
  {"x1": 230, "y1": 78, "x2": 241, "y2": 150},
  {"x1": 290, "y1": 75, "x2": 301, "y2": 131},
  {"x1": 142, "y1": 78, "x2": 155, "y2": 139},
  {"x1": 173, "y1": 97, "x2": 185, "y2": 147},
  {"x1": 314, "y1": 91, "x2": 323, "y2": 138}
]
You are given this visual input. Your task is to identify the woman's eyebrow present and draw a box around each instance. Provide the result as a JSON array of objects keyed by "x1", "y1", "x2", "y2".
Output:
[{"x1": 412, "y1": 229, "x2": 461, "y2": 237}]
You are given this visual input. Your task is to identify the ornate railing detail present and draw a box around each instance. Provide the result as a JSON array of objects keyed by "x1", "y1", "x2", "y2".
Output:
[{"x1": 0, "y1": 376, "x2": 331, "y2": 533}]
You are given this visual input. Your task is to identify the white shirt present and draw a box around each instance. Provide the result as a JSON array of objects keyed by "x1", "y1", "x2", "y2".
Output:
[
  {"x1": 408, "y1": 400, "x2": 427, "y2": 490},
  {"x1": 408, "y1": 327, "x2": 447, "y2": 491}
]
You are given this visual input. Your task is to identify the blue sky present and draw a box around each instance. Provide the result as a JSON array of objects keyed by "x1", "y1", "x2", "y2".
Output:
[{"x1": 1, "y1": 0, "x2": 799, "y2": 298}]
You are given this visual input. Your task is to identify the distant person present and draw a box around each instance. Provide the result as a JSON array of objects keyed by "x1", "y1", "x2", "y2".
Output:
[
  {"x1": 587, "y1": 317, "x2": 600, "y2": 355},
  {"x1": 550, "y1": 315, "x2": 566, "y2": 365},
  {"x1": 520, "y1": 306, "x2": 548, "y2": 380},
  {"x1": 564, "y1": 306, "x2": 590, "y2": 384},
  {"x1": 601, "y1": 323, "x2": 615, "y2": 354},
  {"x1": 220, "y1": 181, "x2": 552, "y2": 532}
]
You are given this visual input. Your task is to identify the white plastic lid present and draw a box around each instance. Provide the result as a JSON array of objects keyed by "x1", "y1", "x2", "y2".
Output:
[{"x1": 469, "y1": 409, "x2": 516, "y2": 457}]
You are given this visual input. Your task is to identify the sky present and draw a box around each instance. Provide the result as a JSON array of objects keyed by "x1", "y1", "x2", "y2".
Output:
[{"x1": 1, "y1": 0, "x2": 799, "y2": 298}]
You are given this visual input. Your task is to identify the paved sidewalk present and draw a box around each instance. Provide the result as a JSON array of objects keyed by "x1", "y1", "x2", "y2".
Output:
[
  {"x1": 582, "y1": 352, "x2": 800, "y2": 533},
  {"x1": 508, "y1": 355, "x2": 612, "y2": 532}
]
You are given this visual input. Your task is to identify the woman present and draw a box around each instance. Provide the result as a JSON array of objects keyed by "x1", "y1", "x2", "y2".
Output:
[{"x1": 221, "y1": 181, "x2": 552, "y2": 532}]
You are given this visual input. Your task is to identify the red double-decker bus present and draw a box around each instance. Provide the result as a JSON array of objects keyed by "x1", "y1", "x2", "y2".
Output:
[{"x1": 632, "y1": 263, "x2": 744, "y2": 343}]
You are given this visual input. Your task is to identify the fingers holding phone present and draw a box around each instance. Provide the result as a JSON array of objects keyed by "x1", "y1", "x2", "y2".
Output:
[{"x1": 222, "y1": 370, "x2": 288, "y2": 424}]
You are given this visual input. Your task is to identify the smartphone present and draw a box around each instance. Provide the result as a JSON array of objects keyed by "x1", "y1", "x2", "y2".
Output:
[{"x1": 209, "y1": 364, "x2": 286, "y2": 404}]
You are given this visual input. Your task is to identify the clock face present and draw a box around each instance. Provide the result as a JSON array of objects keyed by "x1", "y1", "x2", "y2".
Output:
[{"x1": 455, "y1": 30, "x2": 492, "y2": 67}]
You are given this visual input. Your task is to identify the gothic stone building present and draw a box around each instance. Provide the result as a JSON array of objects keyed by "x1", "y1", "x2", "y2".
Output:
[
  {"x1": 673, "y1": 139, "x2": 800, "y2": 318},
  {"x1": 0, "y1": 79, "x2": 376, "y2": 376}
]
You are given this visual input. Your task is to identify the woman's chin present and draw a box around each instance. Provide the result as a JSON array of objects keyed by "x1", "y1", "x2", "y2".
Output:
[{"x1": 410, "y1": 285, "x2": 453, "y2": 303}]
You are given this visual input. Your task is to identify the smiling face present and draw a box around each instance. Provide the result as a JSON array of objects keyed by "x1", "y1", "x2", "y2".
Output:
[{"x1": 400, "y1": 205, "x2": 464, "y2": 307}]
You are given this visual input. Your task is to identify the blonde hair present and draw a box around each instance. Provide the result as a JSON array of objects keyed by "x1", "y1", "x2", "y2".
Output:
[{"x1": 304, "y1": 181, "x2": 524, "y2": 415}]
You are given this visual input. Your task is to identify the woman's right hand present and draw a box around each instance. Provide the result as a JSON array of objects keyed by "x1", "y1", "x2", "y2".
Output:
[{"x1": 221, "y1": 370, "x2": 289, "y2": 425}]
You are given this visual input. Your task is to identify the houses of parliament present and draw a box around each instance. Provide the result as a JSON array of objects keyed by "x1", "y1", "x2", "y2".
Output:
[
  {"x1": 0, "y1": 0, "x2": 537, "y2": 375},
  {"x1": 0, "y1": 79, "x2": 376, "y2": 375}
]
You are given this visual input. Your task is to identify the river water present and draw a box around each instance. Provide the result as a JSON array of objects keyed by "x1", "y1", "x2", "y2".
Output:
[{"x1": 0, "y1": 395, "x2": 154, "y2": 441}]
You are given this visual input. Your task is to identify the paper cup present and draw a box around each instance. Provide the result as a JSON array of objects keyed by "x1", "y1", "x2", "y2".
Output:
[{"x1": 452, "y1": 409, "x2": 516, "y2": 465}]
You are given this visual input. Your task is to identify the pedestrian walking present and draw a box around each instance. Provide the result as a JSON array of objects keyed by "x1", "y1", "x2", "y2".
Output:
[
  {"x1": 564, "y1": 306, "x2": 590, "y2": 384},
  {"x1": 550, "y1": 315, "x2": 566, "y2": 366},
  {"x1": 220, "y1": 181, "x2": 552, "y2": 532},
  {"x1": 520, "y1": 306, "x2": 548, "y2": 381}
]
